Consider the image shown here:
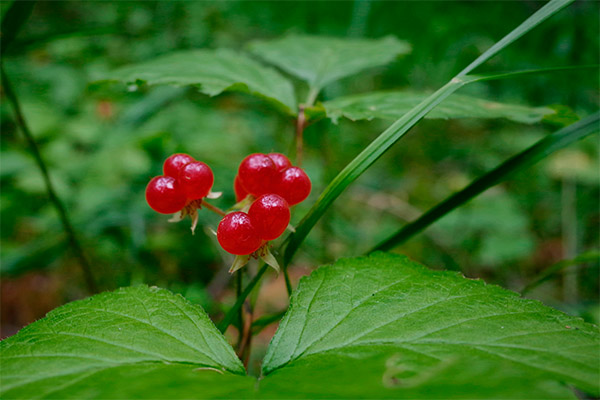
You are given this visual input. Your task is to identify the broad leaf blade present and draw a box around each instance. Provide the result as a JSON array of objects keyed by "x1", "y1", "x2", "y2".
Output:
[
  {"x1": 262, "y1": 253, "x2": 600, "y2": 397},
  {"x1": 100, "y1": 49, "x2": 297, "y2": 114},
  {"x1": 248, "y1": 35, "x2": 411, "y2": 91},
  {"x1": 0, "y1": 285, "x2": 250, "y2": 399},
  {"x1": 321, "y1": 91, "x2": 556, "y2": 124}
]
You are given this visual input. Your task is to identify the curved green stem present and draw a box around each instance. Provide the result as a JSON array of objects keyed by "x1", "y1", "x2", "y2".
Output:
[
  {"x1": 2, "y1": 66, "x2": 98, "y2": 293},
  {"x1": 218, "y1": 263, "x2": 268, "y2": 333}
]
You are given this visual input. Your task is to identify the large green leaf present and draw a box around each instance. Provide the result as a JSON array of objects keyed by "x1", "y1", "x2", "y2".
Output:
[
  {"x1": 248, "y1": 35, "x2": 411, "y2": 92},
  {"x1": 2, "y1": 254, "x2": 599, "y2": 398},
  {"x1": 100, "y1": 49, "x2": 297, "y2": 114},
  {"x1": 320, "y1": 91, "x2": 556, "y2": 124},
  {"x1": 0, "y1": 285, "x2": 251, "y2": 399},
  {"x1": 262, "y1": 253, "x2": 599, "y2": 398}
]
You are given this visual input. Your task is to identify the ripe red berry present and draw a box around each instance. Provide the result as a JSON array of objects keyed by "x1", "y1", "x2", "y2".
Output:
[
  {"x1": 234, "y1": 175, "x2": 249, "y2": 202},
  {"x1": 268, "y1": 153, "x2": 292, "y2": 172},
  {"x1": 238, "y1": 153, "x2": 278, "y2": 196},
  {"x1": 276, "y1": 167, "x2": 311, "y2": 206},
  {"x1": 179, "y1": 161, "x2": 214, "y2": 200},
  {"x1": 248, "y1": 194, "x2": 290, "y2": 240},
  {"x1": 146, "y1": 176, "x2": 187, "y2": 214},
  {"x1": 217, "y1": 212, "x2": 263, "y2": 255},
  {"x1": 163, "y1": 153, "x2": 195, "y2": 178}
]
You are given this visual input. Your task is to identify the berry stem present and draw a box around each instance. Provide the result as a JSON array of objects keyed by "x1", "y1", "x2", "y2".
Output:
[
  {"x1": 201, "y1": 199, "x2": 227, "y2": 217},
  {"x1": 295, "y1": 104, "x2": 306, "y2": 166},
  {"x1": 218, "y1": 263, "x2": 268, "y2": 333},
  {"x1": 294, "y1": 86, "x2": 319, "y2": 167},
  {"x1": 2, "y1": 66, "x2": 99, "y2": 294}
]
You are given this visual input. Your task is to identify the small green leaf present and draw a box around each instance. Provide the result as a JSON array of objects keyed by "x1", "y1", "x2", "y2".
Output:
[
  {"x1": 321, "y1": 91, "x2": 556, "y2": 124},
  {"x1": 248, "y1": 35, "x2": 411, "y2": 91},
  {"x1": 0, "y1": 285, "x2": 250, "y2": 399},
  {"x1": 262, "y1": 253, "x2": 600, "y2": 398},
  {"x1": 99, "y1": 49, "x2": 297, "y2": 114}
]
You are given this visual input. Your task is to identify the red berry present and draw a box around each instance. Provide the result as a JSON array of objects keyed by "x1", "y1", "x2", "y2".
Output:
[
  {"x1": 248, "y1": 194, "x2": 290, "y2": 240},
  {"x1": 146, "y1": 176, "x2": 187, "y2": 214},
  {"x1": 276, "y1": 167, "x2": 311, "y2": 206},
  {"x1": 268, "y1": 153, "x2": 292, "y2": 172},
  {"x1": 163, "y1": 153, "x2": 195, "y2": 178},
  {"x1": 179, "y1": 161, "x2": 214, "y2": 200},
  {"x1": 237, "y1": 153, "x2": 278, "y2": 197},
  {"x1": 217, "y1": 212, "x2": 263, "y2": 255},
  {"x1": 234, "y1": 175, "x2": 249, "y2": 202}
]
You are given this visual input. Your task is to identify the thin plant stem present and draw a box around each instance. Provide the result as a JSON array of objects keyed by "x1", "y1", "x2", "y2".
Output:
[
  {"x1": 218, "y1": 263, "x2": 268, "y2": 333},
  {"x1": 201, "y1": 199, "x2": 227, "y2": 217},
  {"x1": 1, "y1": 66, "x2": 98, "y2": 294},
  {"x1": 236, "y1": 271, "x2": 243, "y2": 336},
  {"x1": 295, "y1": 104, "x2": 306, "y2": 166}
]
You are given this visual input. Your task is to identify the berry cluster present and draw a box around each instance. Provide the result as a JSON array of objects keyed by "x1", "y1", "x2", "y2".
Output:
[
  {"x1": 146, "y1": 153, "x2": 215, "y2": 214},
  {"x1": 146, "y1": 152, "x2": 311, "y2": 273},
  {"x1": 234, "y1": 153, "x2": 311, "y2": 206}
]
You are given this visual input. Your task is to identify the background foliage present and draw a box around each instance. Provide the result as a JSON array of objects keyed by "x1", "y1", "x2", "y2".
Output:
[{"x1": 1, "y1": 0, "x2": 599, "y2": 379}]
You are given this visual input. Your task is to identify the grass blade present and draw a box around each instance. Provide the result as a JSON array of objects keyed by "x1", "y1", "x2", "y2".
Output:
[
  {"x1": 283, "y1": 0, "x2": 574, "y2": 266},
  {"x1": 1, "y1": 0, "x2": 35, "y2": 55},
  {"x1": 458, "y1": 0, "x2": 573, "y2": 77},
  {"x1": 521, "y1": 251, "x2": 600, "y2": 295},
  {"x1": 371, "y1": 112, "x2": 599, "y2": 253}
]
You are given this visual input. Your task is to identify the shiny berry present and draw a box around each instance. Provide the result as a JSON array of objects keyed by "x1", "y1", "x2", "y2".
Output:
[
  {"x1": 268, "y1": 153, "x2": 292, "y2": 172},
  {"x1": 146, "y1": 176, "x2": 187, "y2": 214},
  {"x1": 163, "y1": 153, "x2": 195, "y2": 178},
  {"x1": 237, "y1": 153, "x2": 278, "y2": 197},
  {"x1": 234, "y1": 175, "x2": 249, "y2": 202},
  {"x1": 276, "y1": 167, "x2": 311, "y2": 206},
  {"x1": 248, "y1": 194, "x2": 290, "y2": 241},
  {"x1": 179, "y1": 161, "x2": 214, "y2": 200},
  {"x1": 217, "y1": 212, "x2": 263, "y2": 255}
]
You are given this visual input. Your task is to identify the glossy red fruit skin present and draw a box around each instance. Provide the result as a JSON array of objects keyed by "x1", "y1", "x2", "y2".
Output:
[
  {"x1": 145, "y1": 176, "x2": 188, "y2": 214},
  {"x1": 248, "y1": 194, "x2": 290, "y2": 241},
  {"x1": 268, "y1": 153, "x2": 292, "y2": 172},
  {"x1": 276, "y1": 167, "x2": 311, "y2": 206},
  {"x1": 179, "y1": 161, "x2": 214, "y2": 200},
  {"x1": 163, "y1": 153, "x2": 195, "y2": 178},
  {"x1": 217, "y1": 212, "x2": 263, "y2": 255},
  {"x1": 234, "y1": 175, "x2": 249, "y2": 202},
  {"x1": 238, "y1": 153, "x2": 278, "y2": 196}
]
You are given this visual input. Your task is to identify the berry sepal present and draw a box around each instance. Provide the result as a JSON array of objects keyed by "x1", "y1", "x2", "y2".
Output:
[
  {"x1": 205, "y1": 191, "x2": 222, "y2": 200},
  {"x1": 229, "y1": 254, "x2": 251, "y2": 274},
  {"x1": 229, "y1": 194, "x2": 255, "y2": 213},
  {"x1": 257, "y1": 244, "x2": 281, "y2": 274},
  {"x1": 168, "y1": 199, "x2": 204, "y2": 234},
  {"x1": 226, "y1": 243, "x2": 280, "y2": 274}
]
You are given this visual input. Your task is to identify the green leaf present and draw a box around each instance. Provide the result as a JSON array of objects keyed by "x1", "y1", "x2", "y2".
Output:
[
  {"x1": 262, "y1": 253, "x2": 600, "y2": 398},
  {"x1": 371, "y1": 112, "x2": 599, "y2": 252},
  {"x1": 0, "y1": 285, "x2": 251, "y2": 399},
  {"x1": 100, "y1": 49, "x2": 297, "y2": 114},
  {"x1": 248, "y1": 35, "x2": 411, "y2": 92},
  {"x1": 320, "y1": 91, "x2": 556, "y2": 124},
  {"x1": 283, "y1": 0, "x2": 576, "y2": 266}
]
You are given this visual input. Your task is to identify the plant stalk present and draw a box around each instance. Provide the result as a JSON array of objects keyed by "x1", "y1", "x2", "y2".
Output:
[{"x1": 1, "y1": 66, "x2": 99, "y2": 294}]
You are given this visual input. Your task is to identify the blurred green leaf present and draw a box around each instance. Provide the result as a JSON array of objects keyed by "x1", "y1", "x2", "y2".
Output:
[
  {"x1": 320, "y1": 91, "x2": 557, "y2": 124},
  {"x1": 248, "y1": 35, "x2": 410, "y2": 93},
  {"x1": 284, "y1": 0, "x2": 578, "y2": 266},
  {"x1": 99, "y1": 49, "x2": 297, "y2": 114},
  {"x1": 261, "y1": 253, "x2": 599, "y2": 397}
]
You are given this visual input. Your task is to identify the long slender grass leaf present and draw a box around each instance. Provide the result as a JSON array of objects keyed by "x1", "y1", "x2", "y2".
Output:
[
  {"x1": 371, "y1": 113, "x2": 599, "y2": 252},
  {"x1": 283, "y1": 0, "x2": 575, "y2": 266}
]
